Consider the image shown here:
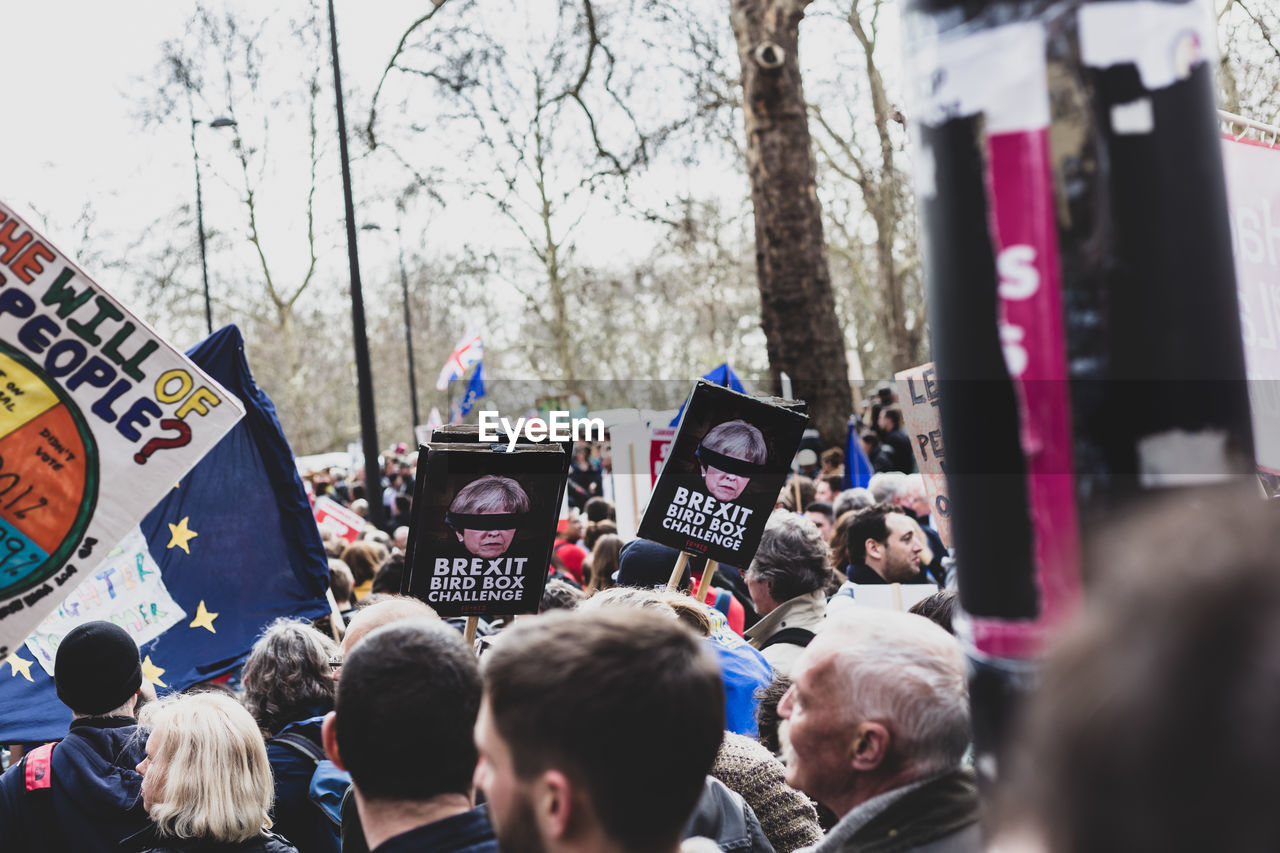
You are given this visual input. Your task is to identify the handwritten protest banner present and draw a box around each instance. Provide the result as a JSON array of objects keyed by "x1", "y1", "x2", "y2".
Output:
[
  {"x1": 894, "y1": 362, "x2": 953, "y2": 547},
  {"x1": 1223, "y1": 135, "x2": 1280, "y2": 479},
  {"x1": 0, "y1": 201, "x2": 243, "y2": 658},
  {"x1": 23, "y1": 527, "x2": 185, "y2": 676}
]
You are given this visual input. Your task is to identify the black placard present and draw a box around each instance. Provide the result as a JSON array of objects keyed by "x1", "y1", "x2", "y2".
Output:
[
  {"x1": 637, "y1": 381, "x2": 808, "y2": 566},
  {"x1": 403, "y1": 443, "x2": 566, "y2": 617}
]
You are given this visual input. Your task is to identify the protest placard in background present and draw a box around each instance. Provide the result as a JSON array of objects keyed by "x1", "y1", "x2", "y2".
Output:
[
  {"x1": 1222, "y1": 135, "x2": 1280, "y2": 481},
  {"x1": 314, "y1": 496, "x2": 366, "y2": 543},
  {"x1": 0, "y1": 201, "x2": 243, "y2": 657},
  {"x1": 637, "y1": 381, "x2": 807, "y2": 567},
  {"x1": 894, "y1": 362, "x2": 953, "y2": 547},
  {"x1": 404, "y1": 443, "x2": 566, "y2": 618}
]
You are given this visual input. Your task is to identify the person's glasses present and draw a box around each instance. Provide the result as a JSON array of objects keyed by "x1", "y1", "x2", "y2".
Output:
[{"x1": 328, "y1": 656, "x2": 343, "y2": 670}]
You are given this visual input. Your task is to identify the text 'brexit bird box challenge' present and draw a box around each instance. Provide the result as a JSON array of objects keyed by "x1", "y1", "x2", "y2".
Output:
[
  {"x1": 403, "y1": 441, "x2": 566, "y2": 619},
  {"x1": 638, "y1": 381, "x2": 808, "y2": 572}
]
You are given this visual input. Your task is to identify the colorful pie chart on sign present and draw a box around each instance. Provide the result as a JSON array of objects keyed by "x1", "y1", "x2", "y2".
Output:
[{"x1": 0, "y1": 343, "x2": 99, "y2": 600}]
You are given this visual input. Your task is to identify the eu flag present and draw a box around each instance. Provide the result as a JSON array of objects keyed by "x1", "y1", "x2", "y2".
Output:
[
  {"x1": 0, "y1": 326, "x2": 329, "y2": 744},
  {"x1": 670, "y1": 363, "x2": 746, "y2": 427}
]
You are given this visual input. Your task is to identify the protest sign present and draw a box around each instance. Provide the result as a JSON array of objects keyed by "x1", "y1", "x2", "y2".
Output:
[
  {"x1": 403, "y1": 443, "x2": 565, "y2": 618},
  {"x1": 637, "y1": 381, "x2": 808, "y2": 567},
  {"x1": 0, "y1": 202, "x2": 243, "y2": 658},
  {"x1": 24, "y1": 526, "x2": 185, "y2": 676},
  {"x1": 314, "y1": 496, "x2": 365, "y2": 543},
  {"x1": 894, "y1": 362, "x2": 953, "y2": 547},
  {"x1": 1223, "y1": 135, "x2": 1280, "y2": 481}
]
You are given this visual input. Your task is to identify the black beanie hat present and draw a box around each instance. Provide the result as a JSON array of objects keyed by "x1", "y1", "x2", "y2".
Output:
[
  {"x1": 55, "y1": 621, "x2": 143, "y2": 715},
  {"x1": 616, "y1": 539, "x2": 707, "y2": 591}
]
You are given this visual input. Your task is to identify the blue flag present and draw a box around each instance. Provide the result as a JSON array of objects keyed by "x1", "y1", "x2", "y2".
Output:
[
  {"x1": 453, "y1": 361, "x2": 486, "y2": 421},
  {"x1": 846, "y1": 420, "x2": 874, "y2": 489},
  {"x1": 0, "y1": 325, "x2": 329, "y2": 744},
  {"x1": 670, "y1": 364, "x2": 746, "y2": 427}
]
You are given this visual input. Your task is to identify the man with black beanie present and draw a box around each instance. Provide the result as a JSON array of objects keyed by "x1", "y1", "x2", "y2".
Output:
[{"x1": 0, "y1": 620, "x2": 151, "y2": 852}]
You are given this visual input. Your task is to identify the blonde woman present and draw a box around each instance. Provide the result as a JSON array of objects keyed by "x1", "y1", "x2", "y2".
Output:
[{"x1": 124, "y1": 692, "x2": 297, "y2": 852}]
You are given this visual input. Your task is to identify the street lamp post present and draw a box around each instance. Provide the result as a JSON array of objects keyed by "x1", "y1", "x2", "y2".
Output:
[
  {"x1": 396, "y1": 222, "x2": 422, "y2": 436},
  {"x1": 190, "y1": 117, "x2": 237, "y2": 336},
  {"x1": 327, "y1": 0, "x2": 384, "y2": 529},
  {"x1": 359, "y1": 220, "x2": 422, "y2": 445}
]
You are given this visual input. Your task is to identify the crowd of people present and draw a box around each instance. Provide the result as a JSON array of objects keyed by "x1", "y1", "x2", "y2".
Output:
[{"x1": 2, "y1": 386, "x2": 1275, "y2": 853}]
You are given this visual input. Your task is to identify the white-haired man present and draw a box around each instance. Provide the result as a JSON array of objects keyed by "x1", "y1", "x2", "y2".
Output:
[{"x1": 778, "y1": 610, "x2": 978, "y2": 852}]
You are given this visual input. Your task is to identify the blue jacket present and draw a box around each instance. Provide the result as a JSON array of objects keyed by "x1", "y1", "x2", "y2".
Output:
[
  {"x1": 0, "y1": 716, "x2": 150, "y2": 853},
  {"x1": 266, "y1": 713, "x2": 340, "y2": 853}
]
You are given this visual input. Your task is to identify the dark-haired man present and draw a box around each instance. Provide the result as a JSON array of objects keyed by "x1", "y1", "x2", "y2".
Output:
[
  {"x1": 322, "y1": 619, "x2": 496, "y2": 853},
  {"x1": 876, "y1": 407, "x2": 916, "y2": 474},
  {"x1": 475, "y1": 609, "x2": 725, "y2": 853},
  {"x1": 843, "y1": 504, "x2": 926, "y2": 585},
  {"x1": 0, "y1": 621, "x2": 152, "y2": 852}
]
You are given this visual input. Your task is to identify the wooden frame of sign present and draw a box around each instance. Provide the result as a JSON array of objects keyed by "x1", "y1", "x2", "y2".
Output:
[
  {"x1": 402, "y1": 443, "x2": 567, "y2": 636},
  {"x1": 637, "y1": 381, "x2": 808, "y2": 598}
]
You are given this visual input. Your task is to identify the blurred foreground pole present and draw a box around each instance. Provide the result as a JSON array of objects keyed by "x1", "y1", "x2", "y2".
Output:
[{"x1": 903, "y1": 0, "x2": 1256, "y2": 787}]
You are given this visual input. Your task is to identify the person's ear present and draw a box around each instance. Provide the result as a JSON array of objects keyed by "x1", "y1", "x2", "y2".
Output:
[
  {"x1": 865, "y1": 537, "x2": 883, "y2": 561},
  {"x1": 850, "y1": 721, "x2": 891, "y2": 772},
  {"x1": 321, "y1": 712, "x2": 346, "y2": 770},
  {"x1": 536, "y1": 769, "x2": 575, "y2": 840}
]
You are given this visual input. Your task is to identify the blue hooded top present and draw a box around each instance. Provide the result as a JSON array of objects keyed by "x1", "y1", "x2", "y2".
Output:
[{"x1": 0, "y1": 716, "x2": 149, "y2": 852}]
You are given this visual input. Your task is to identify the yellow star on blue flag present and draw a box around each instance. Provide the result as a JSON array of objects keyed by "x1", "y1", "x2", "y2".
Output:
[
  {"x1": 167, "y1": 517, "x2": 199, "y2": 554},
  {"x1": 189, "y1": 601, "x2": 219, "y2": 633}
]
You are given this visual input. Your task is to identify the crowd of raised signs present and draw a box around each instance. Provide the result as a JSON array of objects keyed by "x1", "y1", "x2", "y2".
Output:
[{"x1": 1, "y1": 382, "x2": 1274, "y2": 853}]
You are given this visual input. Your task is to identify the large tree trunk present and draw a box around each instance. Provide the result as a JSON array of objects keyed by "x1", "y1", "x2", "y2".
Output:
[{"x1": 730, "y1": 0, "x2": 853, "y2": 448}]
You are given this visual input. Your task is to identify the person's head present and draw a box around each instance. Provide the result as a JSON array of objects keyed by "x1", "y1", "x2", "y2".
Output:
[
  {"x1": 820, "y1": 447, "x2": 844, "y2": 474},
  {"x1": 586, "y1": 532, "x2": 623, "y2": 594},
  {"x1": 804, "y1": 501, "x2": 835, "y2": 541},
  {"x1": 54, "y1": 620, "x2": 143, "y2": 718},
  {"x1": 393, "y1": 526, "x2": 410, "y2": 551},
  {"x1": 776, "y1": 476, "x2": 816, "y2": 513},
  {"x1": 908, "y1": 591, "x2": 958, "y2": 635},
  {"x1": 578, "y1": 585, "x2": 713, "y2": 638},
  {"x1": 583, "y1": 519, "x2": 617, "y2": 552},
  {"x1": 324, "y1": 620, "x2": 482, "y2": 806},
  {"x1": 557, "y1": 511, "x2": 584, "y2": 543},
  {"x1": 616, "y1": 538, "x2": 696, "y2": 590},
  {"x1": 328, "y1": 558, "x2": 354, "y2": 607},
  {"x1": 137, "y1": 692, "x2": 274, "y2": 843},
  {"x1": 350, "y1": 498, "x2": 369, "y2": 518},
  {"x1": 540, "y1": 578, "x2": 586, "y2": 612},
  {"x1": 476, "y1": 609, "x2": 724, "y2": 853},
  {"x1": 583, "y1": 496, "x2": 614, "y2": 523},
  {"x1": 447, "y1": 475, "x2": 531, "y2": 558},
  {"x1": 838, "y1": 504, "x2": 923, "y2": 582},
  {"x1": 878, "y1": 406, "x2": 903, "y2": 433},
  {"x1": 746, "y1": 512, "x2": 834, "y2": 615},
  {"x1": 241, "y1": 619, "x2": 338, "y2": 735},
  {"x1": 814, "y1": 474, "x2": 843, "y2": 504},
  {"x1": 833, "y1": 487, "x2": 874, "y2": 520},
  {"x1": 698, "y1": 419, "x2": 767, "y2": 502},
  {"x1": 899, "y1": 473, "x2": 932, "y2": 519},
  {"x1": 778, "y1": 610, "x2": 969, "y2": 817},
  {"x1": 340, "y1": 541, "x2": 381, "y2": 588},
  {"x1": 371, "y1": 551, "x2": 405, "y2": 595},
  {"x1": 995, "y1": 493, "x2": 1280, "y2": 853},
  {"x1": 867, "y1": 471, "x2": 908, "y2": 505},
  {"x1": 340, "y1": 596, "x2": 439, "y2": 657}
]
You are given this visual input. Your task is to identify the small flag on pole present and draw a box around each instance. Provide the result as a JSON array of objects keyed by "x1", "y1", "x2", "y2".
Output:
[{"x1": 435, "y1": 330, "x2": 483, "y2": 390}]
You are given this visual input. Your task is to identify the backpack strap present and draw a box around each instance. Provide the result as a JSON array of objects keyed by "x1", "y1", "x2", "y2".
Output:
[
  {"x1": 23, "y1": 742, "x2": 55, "y2": 791},
  {"x1": 270, "y1": 731, "x2": 327, "y2": 765},
  {"x1": 759, "y1": 627, "x2": 816, "y2": 651},
  {"x1": 20, "y1": 742, "x2": 70, "y2": 853}
]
